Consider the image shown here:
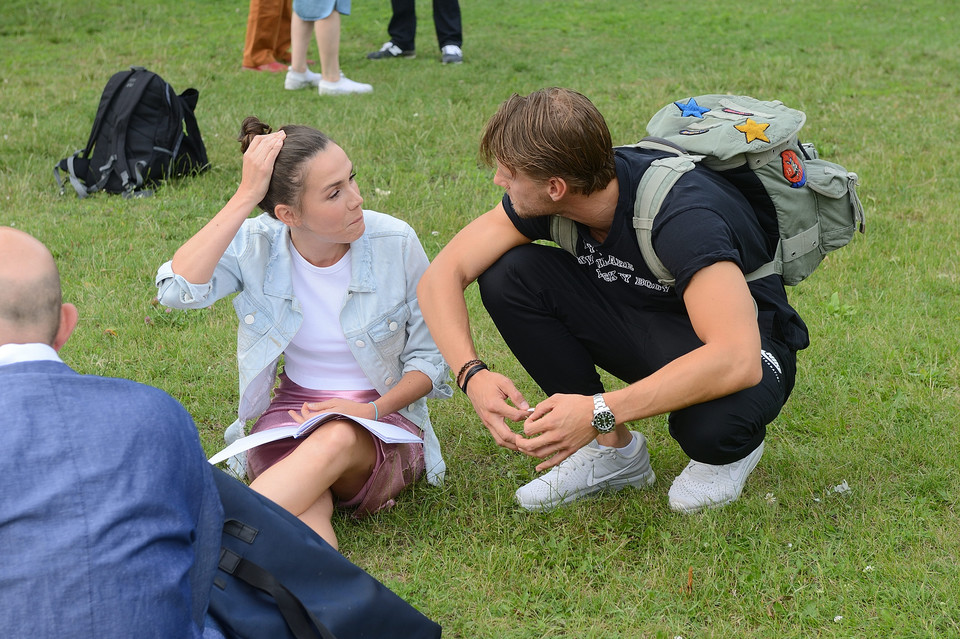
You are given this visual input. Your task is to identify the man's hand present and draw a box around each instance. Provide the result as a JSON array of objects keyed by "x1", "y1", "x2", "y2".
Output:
[
  {"x1": 464, "y1": 369, "x2": 531, "y2": 450},
  {"x1": 516, "y1": 393, "x2": 598, "y2": 471}
]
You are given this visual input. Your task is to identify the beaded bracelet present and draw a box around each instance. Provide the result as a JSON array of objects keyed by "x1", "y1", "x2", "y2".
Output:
[
  {"x1": 459, "y1": 362, "x2": 488, "y2": 394},
  {"x1": 369, "y1": 402, "x2": 379, "y2": 420},
  {"x1": 456, "y1": 358, "x2": 484, "y2": 386}
]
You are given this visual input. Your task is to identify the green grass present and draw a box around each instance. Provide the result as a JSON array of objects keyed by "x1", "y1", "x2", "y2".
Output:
[{"x1": 2, "y1": 0, "x2": 959, "y2": 636}]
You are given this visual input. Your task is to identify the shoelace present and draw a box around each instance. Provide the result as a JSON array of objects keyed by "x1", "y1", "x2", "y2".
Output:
[
  {"x1": 553, "y1": 446, "x2": 610, "y2": 475},
  {"x1": 682, "y1": 460, "x2": 721, "y2": 483}
]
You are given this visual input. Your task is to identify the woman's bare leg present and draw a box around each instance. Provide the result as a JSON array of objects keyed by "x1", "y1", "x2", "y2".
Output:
[
  {"x1": 289, "y1": 12, "x2": 313, "y2": 73},
  {"x1": 314, "y1": 11, "x2": 341, "y2": 82},
  {"x1": 249, "y1": 419, "x2": 377, "y2": 545}
]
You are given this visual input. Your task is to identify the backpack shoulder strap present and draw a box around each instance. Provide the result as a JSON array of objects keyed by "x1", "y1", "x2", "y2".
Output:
[
  {"x1": 548, "y1": 215, "x2": 579, "y2": 256},
  {"x1": 743, "y1": 257, "x2": 783, "y2": 282},
  {"x1": 629, "y1": 139, "x2": 703, "y2": 287},
  {"x1": 107, "y1": 67, "x2": 159, "y2": 193},
  {"x1": 80, "y1": 67, "x2": 138, "y2": 159},
  {"x1": 218, "y1": 549, "x2": 338, "y2": 639}
]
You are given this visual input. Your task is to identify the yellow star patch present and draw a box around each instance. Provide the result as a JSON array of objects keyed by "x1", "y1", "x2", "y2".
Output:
[{"x1": 734, "y1": 118, "x2": 770, "y2": 143}]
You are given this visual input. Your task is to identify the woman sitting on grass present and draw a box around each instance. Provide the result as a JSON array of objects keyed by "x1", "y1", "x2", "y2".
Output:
[{"x1": 156, "y1": 117, "x2": 450, "y2": 548}]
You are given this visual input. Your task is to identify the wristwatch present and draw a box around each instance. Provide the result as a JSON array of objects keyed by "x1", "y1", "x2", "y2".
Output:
[{"x1": 592, "y1": 393, "x2": 616, "y2": 434}]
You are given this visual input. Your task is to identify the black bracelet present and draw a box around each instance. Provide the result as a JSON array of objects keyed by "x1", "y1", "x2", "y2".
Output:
[
  {"x1": 456, "y1": 358, "x2": 484, "y2": 386},
  {"x1": 459, "y1": 362, "x2": 488, "y2": 394}
]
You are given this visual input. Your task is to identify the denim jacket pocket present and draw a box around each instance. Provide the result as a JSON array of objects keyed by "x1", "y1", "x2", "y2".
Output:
[
  {"x1": 367, "y1": 304, "x2": 410, "y2": 360},
  {"x1": 232, "y1": 295, "x2": 274, "y2": 351}
]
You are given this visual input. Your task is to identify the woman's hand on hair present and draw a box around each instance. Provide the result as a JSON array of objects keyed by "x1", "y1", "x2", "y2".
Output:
[{"x1": 237, "y1": 130, "x2": 286, "y2": 204}]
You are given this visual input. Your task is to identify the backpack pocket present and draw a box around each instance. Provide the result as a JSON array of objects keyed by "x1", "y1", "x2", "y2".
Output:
[{"x1": 803, "y1": 158, "x2": 865, "y2": 253}]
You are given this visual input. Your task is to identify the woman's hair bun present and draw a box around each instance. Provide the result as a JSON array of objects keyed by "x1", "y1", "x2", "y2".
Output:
[{"x1": 238, "y1": 116, "x2": 273, "y2": 153}]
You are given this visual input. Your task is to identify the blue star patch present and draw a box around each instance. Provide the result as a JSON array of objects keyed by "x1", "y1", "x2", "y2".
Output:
[{"x1": 674, "y1": 98, "x2": 711, "y2": 119}]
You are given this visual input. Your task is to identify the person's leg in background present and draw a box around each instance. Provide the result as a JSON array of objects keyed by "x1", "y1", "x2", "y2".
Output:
[
  {"x1": 274, "y1": 0, "x2": 293, "y2": 64},
  {"x1": 288, "y1": 0, "x2": 373, "y2": 95},
  {"x1": 243, "y1": 0, "x2": 289, "y2": 71},
  {"x1": 432, "y1": 0, "x2": 463, "y2": 63},
  {"x1": 366, "y1": 0, "x2": 417, "y2": 59}
]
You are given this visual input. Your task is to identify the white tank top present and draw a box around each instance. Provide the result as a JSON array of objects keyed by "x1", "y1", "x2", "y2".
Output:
[{"x1": 284, "y1": 246, "x2": 373, "y2": 391}]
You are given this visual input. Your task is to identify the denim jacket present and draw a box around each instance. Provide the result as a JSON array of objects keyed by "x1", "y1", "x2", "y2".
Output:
[{"x1": 156, "y1": 211, "x2": 451, "y2": 484}]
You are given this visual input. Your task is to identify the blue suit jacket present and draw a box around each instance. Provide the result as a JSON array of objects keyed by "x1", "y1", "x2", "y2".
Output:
[{"x1": 0, "y1": 360, "x2": 223, "y2": 638}]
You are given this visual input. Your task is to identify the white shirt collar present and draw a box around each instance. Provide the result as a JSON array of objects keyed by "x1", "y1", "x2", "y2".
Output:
[{"x1": 0, "y1": 343, "x2": 63, "y2": 367}]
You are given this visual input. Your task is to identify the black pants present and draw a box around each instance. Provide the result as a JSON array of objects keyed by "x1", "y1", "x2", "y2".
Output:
[
  {"x1": 477, "y1": 244, "x2": 797, "y2": 465},
  {"x1": 387, "y1": 0, "x2": 462, "y2": 50}
]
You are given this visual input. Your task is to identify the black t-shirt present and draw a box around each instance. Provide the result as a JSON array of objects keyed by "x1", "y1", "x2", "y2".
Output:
[{"x1": 501, "y1": 147, "x2": 809, "y2": 351}]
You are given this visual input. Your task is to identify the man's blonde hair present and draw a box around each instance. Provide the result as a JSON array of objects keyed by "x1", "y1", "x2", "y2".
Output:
[{"x1": 479, "y1": 88, "x2": 616, "y2": 195}]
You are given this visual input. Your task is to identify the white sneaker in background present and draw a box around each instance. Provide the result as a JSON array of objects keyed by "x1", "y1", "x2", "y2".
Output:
[
  {"x1": 318, "y1": 73, "x2": 373, "y2": 96},
  {"x1": 366, "y1": 41, "x2": 416, "y2": 59},
  {"x1": 285, "y1": 67, "x2": 323, "y2": 90},
  {"x1": 440, "y1": 44, "x2": 463, "y2": 64}
]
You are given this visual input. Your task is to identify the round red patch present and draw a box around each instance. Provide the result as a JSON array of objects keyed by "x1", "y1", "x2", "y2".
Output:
[{"x1": 781, "y1": 150, "x2": 806, "y2": 188}]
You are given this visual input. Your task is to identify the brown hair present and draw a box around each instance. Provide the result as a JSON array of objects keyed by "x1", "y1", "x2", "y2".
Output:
[
  {"x1": 478, "y1": 88, "x2": 616, "y2": 196},
  {"x1": 238, "y1": 116, "x2": 333, "y2": 217}
]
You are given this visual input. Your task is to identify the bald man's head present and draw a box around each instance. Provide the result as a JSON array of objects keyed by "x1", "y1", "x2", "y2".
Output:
[{"x1": 0, "y1": 227, "x2": 65, "y2": 346}]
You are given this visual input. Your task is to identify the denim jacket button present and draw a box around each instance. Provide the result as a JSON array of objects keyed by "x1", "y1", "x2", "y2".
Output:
[
  {"x1": 355, "y1": 339, "x2": 366, "y2": 348},
  {"x1": 388, "y1": 321, "x2": 399, "y2": 331},
  {"x1": 243, "y1": 314, "x2": 255, "y2": 325}
]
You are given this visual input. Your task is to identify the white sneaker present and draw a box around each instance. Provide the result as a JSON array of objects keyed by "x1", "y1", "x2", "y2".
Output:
[
  {"x1": 318, "y1": 73, "x2": 373, "y2": 96},
  {"x1": 515, "y1": 432, "x2": 656, "y2": 511},
  {"x1": 440, "y1": 44, "x2": 463, "y2": 64},
  {"x1": 285, "y1": 67, "x2": 322, "y2": 90},
  {"x1": 668, "y1": 442, "x2": 764, "y2": 513}
]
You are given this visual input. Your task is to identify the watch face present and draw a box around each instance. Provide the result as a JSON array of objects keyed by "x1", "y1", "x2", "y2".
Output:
[{"x1": 593, "y1": 410, "x2": 616, "y2": 433}]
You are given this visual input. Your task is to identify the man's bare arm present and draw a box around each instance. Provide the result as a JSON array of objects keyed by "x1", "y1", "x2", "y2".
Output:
[{"x1": 417, "y1": 204, "x2": 534, "y2": 448}]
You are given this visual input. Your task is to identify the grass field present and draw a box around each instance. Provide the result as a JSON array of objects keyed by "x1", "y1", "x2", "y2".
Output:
[{"x1": 1, "y1": 0, "x2": 958, "y2": 636}]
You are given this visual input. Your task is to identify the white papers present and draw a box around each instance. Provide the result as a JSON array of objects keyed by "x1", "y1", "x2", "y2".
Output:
[{"x1": 208, "y1": 412, "x2": 423, "y2": 466}]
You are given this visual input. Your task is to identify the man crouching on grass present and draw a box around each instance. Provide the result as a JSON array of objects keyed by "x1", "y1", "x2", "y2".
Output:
[{"x1": 416, "y1": 88, "x2": 808, "y2": 513}]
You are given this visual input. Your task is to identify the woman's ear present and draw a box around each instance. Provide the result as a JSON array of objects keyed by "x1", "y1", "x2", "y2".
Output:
[{"x1": 274, "y1": 203, "x2": 299, "y2": 227}]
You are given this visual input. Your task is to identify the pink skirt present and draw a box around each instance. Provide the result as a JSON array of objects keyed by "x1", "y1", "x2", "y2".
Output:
[{"x1": 247, "y1": 373, "x2": 425, "y2": 517}]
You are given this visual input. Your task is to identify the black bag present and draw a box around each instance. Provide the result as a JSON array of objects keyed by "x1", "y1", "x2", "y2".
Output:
[
  {"x1": 55, "y1": 66, "x2": 209, "y2": 198},
  {"x1": 208, "y1": 469, "x2": 443, "y2": 639}
]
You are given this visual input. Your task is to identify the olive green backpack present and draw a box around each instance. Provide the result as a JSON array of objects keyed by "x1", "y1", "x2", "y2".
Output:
[{"x1": 549, "y1": 94, "x2": 865, "y2": 286}]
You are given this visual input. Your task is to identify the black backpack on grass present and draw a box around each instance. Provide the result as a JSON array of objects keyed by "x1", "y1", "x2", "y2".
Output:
[{"x1": 55, "y1": 66, "x2": 209, "y2": 198}]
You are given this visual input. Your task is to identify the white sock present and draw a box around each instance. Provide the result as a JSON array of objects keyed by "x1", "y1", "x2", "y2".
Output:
[{"x1": 599, "y1": 433, "x2": 638, "y2": 456}]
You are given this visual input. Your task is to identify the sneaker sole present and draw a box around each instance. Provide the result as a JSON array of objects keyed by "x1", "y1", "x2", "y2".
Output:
[
  {"x1": 516, "y1": 468, "x2": 656, "y2": 512},
  {"x1": 669, "y1": 493, "x2": 734, "y2": 514},
  {"x1": 318, "y1": 89, "x2": 373, "y2": 96}
]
